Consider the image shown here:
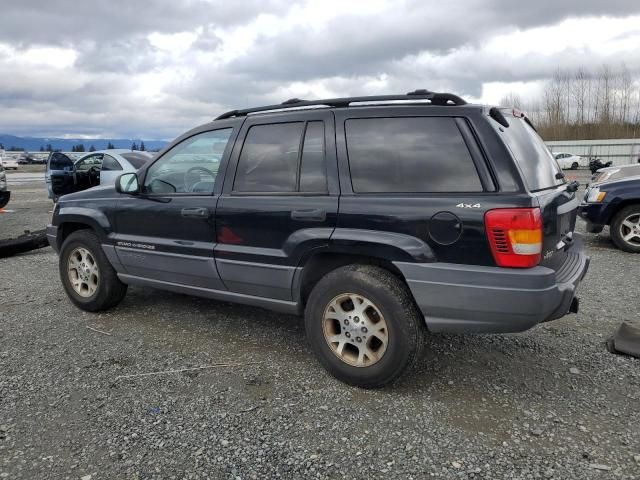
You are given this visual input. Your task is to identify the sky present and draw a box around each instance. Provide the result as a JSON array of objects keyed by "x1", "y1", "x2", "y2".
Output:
[{"x1": 0, "y1": 0, "x2": 639, "y2": 140}]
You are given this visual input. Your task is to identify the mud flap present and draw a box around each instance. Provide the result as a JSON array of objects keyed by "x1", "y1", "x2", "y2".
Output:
[{"x1": 606, "y1": 321, "x2": 640, "y2": 358}]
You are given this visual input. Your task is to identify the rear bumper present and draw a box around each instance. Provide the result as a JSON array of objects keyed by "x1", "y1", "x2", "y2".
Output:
[{"x1": 394, "y1": 236, "x2": 590, "y2": 334}]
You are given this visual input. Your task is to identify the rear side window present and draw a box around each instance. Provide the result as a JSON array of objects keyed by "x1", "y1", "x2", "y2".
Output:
[
  {"x1": 345, "y1": 117, "x2": 482, "y2": 193},
  {"x1": 101, "y1": 154, "x2": 123, "y2": 171},
  {"x1": 498, "y1": 117, "x2": 564, "y2": 191},
  {"x1": 234, "y1": 121, "x2": 327, "y2": 193},
  {"x1": 300, "y1": 122, "x2": 327, "y2": 192}
]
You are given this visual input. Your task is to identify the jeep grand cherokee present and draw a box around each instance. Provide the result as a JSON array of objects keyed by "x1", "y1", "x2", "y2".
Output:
[{"x1": 47, "y1": 90, "x2": 589, "y2": 388}]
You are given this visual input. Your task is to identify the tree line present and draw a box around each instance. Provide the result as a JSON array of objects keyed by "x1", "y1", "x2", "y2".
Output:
[{"x1": 500, "y1": 64, "x2": 640, "y2": 141}]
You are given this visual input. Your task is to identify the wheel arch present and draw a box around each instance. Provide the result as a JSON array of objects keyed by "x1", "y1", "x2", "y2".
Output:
[
  {"x1": 295, "y1": 251, "x2": 411, "y2": 308},
  {"x1": 606, "y1": 199, "x2": 640, "y2": 225}
]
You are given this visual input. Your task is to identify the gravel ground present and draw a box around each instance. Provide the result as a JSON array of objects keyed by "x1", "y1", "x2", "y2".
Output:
[
  {"x1": 1, "y1": 172, "x2": 639, "y2": 479},
  {"x1": 0, "y1": 180, "x2": 52, "y2": 239}
]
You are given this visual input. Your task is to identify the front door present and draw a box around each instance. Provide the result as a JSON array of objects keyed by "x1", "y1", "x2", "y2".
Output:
[
  {"x1": 113, "y1": 127, "x2": 236, "y2": 290},
  {"x1": 216, "y1": 110, "x2": 339, "y2": 301},
  {"x1": 46, "y1": 152, "x2": 75, "y2": 199}
]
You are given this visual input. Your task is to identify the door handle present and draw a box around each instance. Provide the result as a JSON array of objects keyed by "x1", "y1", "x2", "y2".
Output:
[
  {"x1": 181, "y1": 207, "x2": 209, "y2": 218},
  {"x1": 291, "y1": 209, "x2": 326, "y2": 222}
]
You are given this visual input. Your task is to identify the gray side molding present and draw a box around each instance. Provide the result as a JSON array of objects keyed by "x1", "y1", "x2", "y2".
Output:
[{"x1": 118, "y1": 273, "x2": 301, "y2": 315}]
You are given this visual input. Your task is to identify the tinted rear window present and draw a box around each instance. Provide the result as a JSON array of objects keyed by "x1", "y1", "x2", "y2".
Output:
[
  {"x1": 345, "y1": 117, "x2": 482, "y2": 193},
  {"x1": 498, "y1": 117, "x2": 564, "y2": 191}
]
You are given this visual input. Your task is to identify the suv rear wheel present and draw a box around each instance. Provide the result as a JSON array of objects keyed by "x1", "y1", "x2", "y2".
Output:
[
  {"x1": 610, "y1": 205, "x2": 640, "y2": 253},
  {"x1": 305, "y1": 265, "x2": 423, "y2": 388},
  {"x1": 60, "y1": 229, "x2": 127, "y2": 311}
]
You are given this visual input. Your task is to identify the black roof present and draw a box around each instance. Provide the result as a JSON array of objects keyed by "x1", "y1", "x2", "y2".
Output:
[{"x1": 215, "y1": 89, "x2": 467, "y2": 120}]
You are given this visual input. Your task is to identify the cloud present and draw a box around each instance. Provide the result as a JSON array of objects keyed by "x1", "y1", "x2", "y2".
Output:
[{"x1": 0, "y1": 0, "x2": 639, "y2": 139}]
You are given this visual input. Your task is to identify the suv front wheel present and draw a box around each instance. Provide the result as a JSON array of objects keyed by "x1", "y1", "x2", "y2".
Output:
[
  {"x1": 60, "y1": 229, "x2": 128, "y2": 311},
  {"x1": 610, "y1": 205, "x2": 640, "y2": 253},
  {"x1": 305, "y1": 265, "x2": 423, "y2": 388}
]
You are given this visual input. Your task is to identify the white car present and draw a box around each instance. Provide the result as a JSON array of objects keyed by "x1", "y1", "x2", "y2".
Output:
[
  {"x1": 554, "y1": 152, "x2": 586, "y2": 170},
  {"x1": 0, "y1": 158, "x2": 20, "y2": 170},
  {"x1": 45, "y1": 149, "x2": 153, "y2": 201}
]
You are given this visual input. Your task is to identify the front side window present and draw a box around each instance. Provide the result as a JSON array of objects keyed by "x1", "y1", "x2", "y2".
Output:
[
  {"x1": 145, "y1": 128, "x2": 232, "y2": 194},
  {"x1": 345, "y1": 117, "x2": 482, "y2": 193},
  {"x1": 75, "y1": 154, "x2": 103, "y2": 171}
]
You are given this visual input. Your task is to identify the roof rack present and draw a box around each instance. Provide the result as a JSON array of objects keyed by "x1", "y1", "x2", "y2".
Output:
[{"x1": 215, "y1": 89, "x2": 467, "y2": 120}]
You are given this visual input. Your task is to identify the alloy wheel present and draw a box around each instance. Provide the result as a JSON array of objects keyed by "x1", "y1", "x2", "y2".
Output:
[
  {"x1": 322, "y1": 293, "x2": 389, "y2": 367},
  {"x1": 67, "y1": 247, "x2": 100, "y2": 297}
]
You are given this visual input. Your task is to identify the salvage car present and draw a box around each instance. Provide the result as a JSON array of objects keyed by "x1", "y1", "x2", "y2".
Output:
[
  {"x1": 579, "y1": 173, "x2": 640, "y2": 252},
  {"x1": 47, "y1": 91, "x2": 589, "y2": 387},
  {"x1": 46, "y1": 149, "x2": 153, "y2": 202},
  {"x1": 590, "y1": 163, "x2": 640, "y2": 184},
  {"x1": 0, "y1": 162, "x2": 9, "y2": 208}
]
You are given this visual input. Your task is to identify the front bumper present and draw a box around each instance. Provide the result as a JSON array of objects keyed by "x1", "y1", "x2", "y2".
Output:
[
  {"x1": 46, "y1": 225, "x2": 59, "y2": 253},
  {"x1": 578, "y1": 203, "x2": 606, "y2": 233},
  {"x1": 394, "y1": 234, "x2": 590, "y2": 334}
]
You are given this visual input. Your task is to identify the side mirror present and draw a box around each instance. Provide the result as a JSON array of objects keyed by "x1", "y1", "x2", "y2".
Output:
[{"x1": 116, "y1": 173, "x2": 140, "y2": 194}]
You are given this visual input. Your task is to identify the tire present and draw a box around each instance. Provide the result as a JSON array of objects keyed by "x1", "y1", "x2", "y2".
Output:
[
  {"x1": 59, "y1": 229, "x2": 127, "y2": 311},
  {"x1": 571, "y1": 162, "x2": 579, "y2": 170},
  {"x1": 304, "y1": 264, "x2": 424, "y2": 388},
  {"x1": 610, "y1": 205, "x2": 640, "y2": 253}
]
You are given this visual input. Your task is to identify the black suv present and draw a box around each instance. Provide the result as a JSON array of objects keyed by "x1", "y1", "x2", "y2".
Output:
[{"x1": 47, "y1": 91, "x2": 589, "y2": 388}]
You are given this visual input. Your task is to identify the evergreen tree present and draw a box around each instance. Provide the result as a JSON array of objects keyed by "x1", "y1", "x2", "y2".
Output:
[
  {"x1": 40, "y1": 146, "x2": 45, "y2": 152},
  {"x1": 0, "y1": 142, "x2": 4, "y2": 150},
  {"x1": 46, "y1": 144, "x2": 53, "y2": 152},
  {"x1": 107, "y1": 142, "x2": 115, "y2": 149},
  {"x1": 89, "y1": 145, "x2": 96, "y2": 152},
  {"x1": 140, "y1": 141, "x2": 146, "y2": 151},
  {"x1": 131, "y1": 142, "x2": 138, "y2": 151}
]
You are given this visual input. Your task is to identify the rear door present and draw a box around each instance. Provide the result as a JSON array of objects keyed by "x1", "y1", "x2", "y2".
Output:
[
  {"x1": 216, "y1": 110, "x2": 338, "y2": 300},
  {"x1": 496, "y1": 114, "x2": 578, "y2": 271},
  {"x1": 46, "y1": 152, "x2": 76, "y2": 199}
]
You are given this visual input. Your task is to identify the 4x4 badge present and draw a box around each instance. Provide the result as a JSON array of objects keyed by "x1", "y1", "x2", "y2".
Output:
[{"x1": 456, "y1": 203, "x2": 481, "y2": 209}]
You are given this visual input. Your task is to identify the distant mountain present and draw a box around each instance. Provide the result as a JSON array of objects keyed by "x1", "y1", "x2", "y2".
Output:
[{"x1": 0, "y1": 134, "x2": 168, "y2": 152}]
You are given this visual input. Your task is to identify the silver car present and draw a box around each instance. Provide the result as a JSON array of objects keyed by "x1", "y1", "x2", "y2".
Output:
[
  {"x1": 46, "y1": 149, "x2": 153, "y2": 201},
  {"x1": 0, "y1": 163, "x2": 9, "y2": 208}
]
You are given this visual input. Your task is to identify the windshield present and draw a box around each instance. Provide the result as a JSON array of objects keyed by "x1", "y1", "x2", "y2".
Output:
[
  {"x1": 121, "y1": 152, "x2": 153, "y2": 169},
  {"x1": 496, "y1": 115, "x2": 565, "y2": 191}
]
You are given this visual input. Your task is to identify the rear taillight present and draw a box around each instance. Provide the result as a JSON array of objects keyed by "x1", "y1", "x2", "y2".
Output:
[{"x1": 485, "y1": 208, "x2": 542, "y2": 268}]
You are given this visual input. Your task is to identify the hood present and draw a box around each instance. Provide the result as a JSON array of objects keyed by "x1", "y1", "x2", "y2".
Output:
[{"x1": 59, "y1": 184, "x2": 118, "y2": 202}]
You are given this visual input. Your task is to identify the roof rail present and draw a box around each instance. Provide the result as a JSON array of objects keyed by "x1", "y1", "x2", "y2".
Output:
[{"x1": 214, "y1": 90, "x2": 467, "y2": 120}]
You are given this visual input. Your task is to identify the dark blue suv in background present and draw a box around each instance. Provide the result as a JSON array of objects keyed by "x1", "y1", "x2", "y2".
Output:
[
  {"x1": 579, "y1": 167, "x2": 640, "y2": 253},
  {"x1": 47, "y1": 90, "x2": 589, "y2": 387}
]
